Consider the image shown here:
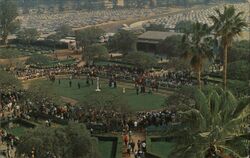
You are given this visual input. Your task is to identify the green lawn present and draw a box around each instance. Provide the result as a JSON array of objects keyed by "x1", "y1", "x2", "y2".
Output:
[
  {"x1": 95, "y1": 61, "x2": 133, "y2": 68},
  {"x1": 0, "y1": 47, "x2": 32, "y2": 58},
  {"x1": 0, "y1": 47, "x2": 52, "y2": 59},
  {"x1": 98, "y1": 141, "x2": 113, "y2": 158},
  {"x1": 31, "y1": 79, "x2": 165, "y2": 111},
  {"x1": 5, "y1": 126, "x2": 28, "y2": 137},
  {"x1": 150, "y1": 141, "x2": 174, "y2": 158}
]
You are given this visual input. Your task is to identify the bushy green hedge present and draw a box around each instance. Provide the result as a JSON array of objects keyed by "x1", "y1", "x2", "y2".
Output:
[{"x1": 10, "y1": 39, "x2": 68, "y2": 49}]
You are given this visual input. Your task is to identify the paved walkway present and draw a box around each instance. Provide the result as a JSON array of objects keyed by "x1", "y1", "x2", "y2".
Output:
[{"x1": 122, "y1": 132, "x2": 146, "y2": 158}]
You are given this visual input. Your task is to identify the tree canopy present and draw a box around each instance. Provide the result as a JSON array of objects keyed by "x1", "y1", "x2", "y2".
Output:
[
  {"x1": 0, "y1": 70, "x2": 21, "y2": 92},
  {"x1": 182, "y1": 22, "x2": 214, "y2": 88},
  {"x1": 56, "y1": 24, "x2": 73, "y2": 38},
  {"x1": 175, "y1": 20, "x2": 194, "y2": 33},
  {"x1": 123, "y1": 52, "x2": 157, "y2": 69},
  {"x1": 227, "y1": 40, "x2": 250, "y2": 63},
  {"x1": 108, "y1": 30, "x2": 137, "y2": 53},
  {"x1": 75, "y1": 27, "x2": 104, "y2": 52},
  {"x1": 84, "y1": 44, "x2": 109, "y2": 63},
  {"x1": 0, "y1": 0, "x2": 19, "y2": 45},
  {"x1": 228, "y1": 60, "x2": 250, "y2": 81},
  {"x1": 16, "y1": 122, "x2": 100, "y2": 158},
  {"x1": 170, "y1": 89, "x2": 250, "y2": 158},
  {"x1": 157, "y1": 35, "x2": 183, "y2": 57},
  {"x1": 210, "y1": 5, "x2": 247, "y2": 89},
  {"x1": 17, "y1": 28, "x2": 40, "y2": 44},
  {"x1": 144, "y1": 23, "x2": 168, "y2": 32}
]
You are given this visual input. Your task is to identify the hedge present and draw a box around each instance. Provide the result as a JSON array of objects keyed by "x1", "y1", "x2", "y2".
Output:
[
  {"x1": 30, "y1": 112, "x2": 68, "y2": 125},
  {"x1": 0, "y1": 118, "x2": 36, "y2": 129}
]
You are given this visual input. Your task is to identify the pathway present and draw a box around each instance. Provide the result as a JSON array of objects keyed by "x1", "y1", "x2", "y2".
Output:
[{"x1": 122, "y1": 132, "x2": 146, "y2": 158}]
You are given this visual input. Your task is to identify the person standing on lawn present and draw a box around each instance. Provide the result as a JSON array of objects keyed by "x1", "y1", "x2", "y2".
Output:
[{"x1": 69, "y1": 80, "x2": 72, "y2": 87}]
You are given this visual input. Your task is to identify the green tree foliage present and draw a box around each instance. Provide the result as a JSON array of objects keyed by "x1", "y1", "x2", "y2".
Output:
[
  {"x1": 85, "y1": 44, "x2": 109, "y2": 64},
  {"x1": 108, "y1": 30, "x2": 137, "y2": 53},
  {"x1": 157, "y1": 35, "x2": 183, "y2": 57},
  {"x1": 56, "y1": 24, "x2": 73, "y2": 38},
  {"x1": 0, "y1": 0, "x2": 20, "y2": 45},
  {"x1": 16, "y1": 123, "x2": 100, "y2": 158},
  {"x1": 46, "y1": 33, "x2": 62, "y2": 49},
  {"x1": 17, "y1": 28, "x2": 40, "y2": 44},
  {"x1": 0, "y1": 70, "x2": 21, "y2": 92},
  {"x1": 210, "y1": 5, "x2": 247, "y2": 89},
  {"x1": 144, "y1": 23, "x2": 167, "y2": 31},
  {"x1": 76, "y1": 27, "x2": 104, "y2": 53},
  {"x1": 165, "y1": 58, "x2": 190, "y2": 71},
  {"x1": 175, "y1": 20, "x2": 194, "y2": 33},
  {"x1": 124, "y1": 52, "x2": 157, "y2": 69},
  {"x1": 228, "y1": 60, "x2": 250, "y2": 81},
  {"x1": 227, "y1": 40, "x2": 250, "y2": 63},
  {"x1": 164, "y1": 86, "x2": 196, "y2": 111},
  {"x1": 170, "y1": 89, "x2": 250, "y2": 158},
  {"x1": 46, "y1": 24, "x2": 73, "y2": 47},
  {"x1": 182, "y1": 22, "x2": 214, "y2": 89},
  {"x1": 26, "y1": 54, "x2": 51, "y2": 66}
]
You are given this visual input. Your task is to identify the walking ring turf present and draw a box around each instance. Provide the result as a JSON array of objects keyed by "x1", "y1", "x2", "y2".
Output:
[{"x1": 28, "y1": 78, "x2": 166, "y2": 111}]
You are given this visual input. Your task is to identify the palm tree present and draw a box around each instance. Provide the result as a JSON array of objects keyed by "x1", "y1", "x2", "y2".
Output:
[
  {"x1": 182, "y1": 22, "x2": 214, "y2": 89},
  {"x1": 169, "y1": 89, "x2": 250, "y2": 158},
  {"x1": 209, "y1": 6, "x2": 247, "y2": 90}
]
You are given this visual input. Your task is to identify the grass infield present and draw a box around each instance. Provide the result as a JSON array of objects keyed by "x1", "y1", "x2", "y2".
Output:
[{"x1": 30, "y1": 78, "x2": 166, "y2": 111}]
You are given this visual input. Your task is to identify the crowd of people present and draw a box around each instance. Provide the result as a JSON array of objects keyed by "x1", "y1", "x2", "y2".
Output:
[
  {"x1": 135, "y1": 110, "x2": 176, "y2": 129},
  {"x1": 0, "y1": 91, "x2": 23, "y2": 121},
  {"x1": 0, "y1": 87, "x2": 177, "y2": 133},
  {"x1": 123, "y1": 131, "x2": 147, "y2": 158},
  {"x1": 0, "y1": 61, "x2": 203, "y2": 157},
  {"x1": 10, "y1": 64, "x2": 195, "y2": 90},
  {"x1": 0, "y1": 91, "x2": 24, "y2": 158},
  {"x1": 0, "y1": 129, "x2": 17, "y2": 158}
]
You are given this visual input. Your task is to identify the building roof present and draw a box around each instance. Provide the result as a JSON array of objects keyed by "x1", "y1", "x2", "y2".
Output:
[{"x1": 138, "y1": 31, "x2": 181, "y2": 41}]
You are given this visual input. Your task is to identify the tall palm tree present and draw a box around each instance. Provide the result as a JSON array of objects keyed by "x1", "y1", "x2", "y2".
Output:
[
  {"x1": 169, "y1": 89, "x2": 250, "y2": 158},
  {"x1": 209, "y1": 6, "x2": 247, "y2": 90},
  {"x1": 182, "y1": 22, "x2": 214, "y2": 89}
]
